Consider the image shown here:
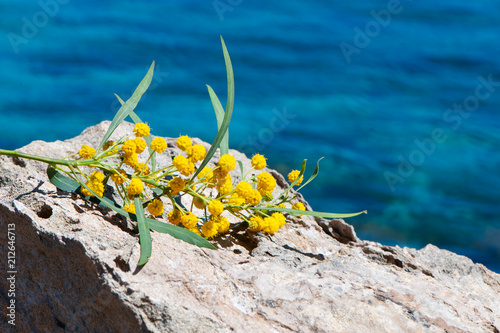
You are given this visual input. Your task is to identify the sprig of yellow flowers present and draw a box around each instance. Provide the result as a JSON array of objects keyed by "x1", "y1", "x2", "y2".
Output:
[{"x1": 0, "y1": 37, "x2": 366, "y2": 265}]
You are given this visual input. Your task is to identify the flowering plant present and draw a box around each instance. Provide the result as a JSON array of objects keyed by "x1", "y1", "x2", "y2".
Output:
[{"x1": 0, "y1": 37, "x2": 365, "y2": 265}]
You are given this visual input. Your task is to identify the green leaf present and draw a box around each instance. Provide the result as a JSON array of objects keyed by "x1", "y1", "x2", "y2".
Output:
[
  {"x1": 151, "y1": 187, "x2": 163, "y2": 196},
  {"x1": 147, "y1": 219, "x2": 216, "y2": 249},
  {"x1": 221, "y1": 36, "x2": 235, "y2": 120},
  {"x1": 253, "y1": 206, "x2": 367, "y2": 219},
  {"x1": 191, "y1": 37, "x2": 235, "y2": 181},
  {"x1": 47, "y1": 166, "x2": 80, "y2": 192},
  {"x1": 207, "y1": 86, "x2": 229, "y2": 155},
  {"x1": 237, "y1": 160, "x2": 244, "y2": 177},
  {"x1": 114, "y1": 94, "x2": 125, "y2": 105},
  {"x1": 98, "y1": 61, "x2": 155, "y2": 152},
  {"x1": 296, "y1": 157, "x2": 324, "y2": 192},
  {"x1": 134, "y1": 197, "x2": 152, "y2": 266}
]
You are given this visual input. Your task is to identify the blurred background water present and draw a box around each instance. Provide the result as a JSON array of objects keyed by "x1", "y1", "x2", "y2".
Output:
[{"x1": 1, "y1": 0, "x2": 499, "y2": 272}]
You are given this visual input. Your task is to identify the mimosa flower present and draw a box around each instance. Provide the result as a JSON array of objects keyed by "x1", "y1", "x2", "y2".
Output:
[
  {"x1": 134, "y1": 123, "x2": 150, "y2": 137},
  {"x1": 251, "y1": 154, "x2": 266, "y2": 170},
  {"x1": 78, "y1": 144, "x2": 95, "y2": 159},
  {"x1": 287, "y1": 170, "x2": 303, "y2": 186}
]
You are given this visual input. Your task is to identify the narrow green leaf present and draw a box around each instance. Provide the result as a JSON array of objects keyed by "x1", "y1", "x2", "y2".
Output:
[
  {"x1": 207, "y1": 85, "x2": 229, "y2": 155},
  {"x1": 47, "y1": 166, "x2": 80, "y2": 192},
  {"x1": 191, "y1": 38, "x2": 234, "y2": 181},
  {"x1": 114, "y1": 94, "x2": 125, "y2": 105},
  {"x1": 151, "y1": 187, "x2": 163, "y2": 196},
  {"x1": 173, "y1": 195, "x2": 189, "y2": 212},
  {"x1": 98, "y1": 61, "x2": 155, "y2": 152},
  {"x1": 147, "y1": 219, "x2": 216, "y2": 249},
  {"x1": 134, "y1": 197, "x2": 152, "y2": 266},
  {"x1": 253, "y1": 206, "x2": 367, "y2": 219},
  {"x1": 221, "y1": 36, "x2": 235, "y2": 119},
  {"x1": 296, "y1": 157, "x2": 324, "y2": 192},
  {"x1": 237, "y1": 160, "x2": 244, "y2": 178}
]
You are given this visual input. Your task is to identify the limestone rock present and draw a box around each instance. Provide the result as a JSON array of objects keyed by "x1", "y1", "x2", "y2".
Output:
[{"x1": 0, "y1": 121, "x2": 499, "y2": 332}]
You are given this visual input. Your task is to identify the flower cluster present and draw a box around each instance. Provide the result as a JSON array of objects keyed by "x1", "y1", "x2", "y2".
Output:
[
  {"x1": 81, "y1": 170, "x2": 105, "y2": 197},
  {"x1": 69, "y1": 123, "x2": 307, "y2": 240},
  {"x1": 0, "y1": 43, "x2": 364, "y2": 267}
]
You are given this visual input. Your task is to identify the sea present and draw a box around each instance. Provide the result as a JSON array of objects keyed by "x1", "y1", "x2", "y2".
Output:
[{"x1": 1, "y1": 0, "x2": 499, "y2": 272}]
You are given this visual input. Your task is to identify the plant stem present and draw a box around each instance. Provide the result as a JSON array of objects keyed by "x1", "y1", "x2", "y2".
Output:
[{"x1": 0, "y1": 149, "x2": 97, "y2": 167}]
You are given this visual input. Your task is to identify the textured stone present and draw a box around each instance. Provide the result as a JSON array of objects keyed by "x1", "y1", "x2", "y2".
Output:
[{"x1": 0, "y1": 121, "x2": 499, "y2": 332}]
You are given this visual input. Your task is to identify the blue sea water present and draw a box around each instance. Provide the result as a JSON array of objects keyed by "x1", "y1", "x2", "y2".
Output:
[{"x1": 1, "y1": 1, "x2": 499, "y2": 271}]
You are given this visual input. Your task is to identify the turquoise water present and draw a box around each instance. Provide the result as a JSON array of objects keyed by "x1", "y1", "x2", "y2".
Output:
[{"x1": 1, "y1": 1, "x2": 499, "y2": 271}]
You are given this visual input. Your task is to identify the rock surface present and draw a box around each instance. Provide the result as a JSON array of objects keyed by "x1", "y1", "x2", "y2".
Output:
[{"x1": 1, "y1": 121, "x2": 499, "y2": 333}]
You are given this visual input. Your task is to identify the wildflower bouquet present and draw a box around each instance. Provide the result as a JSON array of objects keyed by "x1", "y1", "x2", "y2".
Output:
[{"x1": 0, "y1": 37, "x2": 366, "y2": 265}]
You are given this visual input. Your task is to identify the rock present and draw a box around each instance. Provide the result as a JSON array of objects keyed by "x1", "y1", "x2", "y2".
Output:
[{"x1": 1, "y1": 121, "x2": 499, "y2": 332}]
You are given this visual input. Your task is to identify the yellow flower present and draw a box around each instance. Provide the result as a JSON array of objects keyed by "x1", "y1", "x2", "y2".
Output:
[
  {"x1": 257, "y1": 172, "x2": 276, "y2": 195},
  {"x1": 123, "y1": 153, "x2": 139, "y2": 168},
  {"x1": 134, "y1": 137, "x2": 147, "y2": 154},
  {"x1": 235, "y1": 181, "x2": 253, "y2": 199},
  {"x1": 172, "y1": 155, "x2": 188, "y2": 171},
  {"x1": 213, "y1": 168, "x2": 229, "y2": 181},
  {"x1": 78, "y1": 144, "x2": 95, "y2": 159},
  {"x1": 245, "y1": 189, "x2": 261, "y2": 205},
  {"x1": 208, "y1": 200, "x2": 224, "y2": 216},
  {"x1": 168, "y1": 209, "x2": 182, "y2": 225},
  {"x1": 134, "y1": 123, "x2": 150, "y2": 137},
  {"x1": 147, "y1": 199, "x2": 164, "y2": 216},
  {"x1": 251, "y1": 154, "x2": 267, "y2": 170},
  {"x1": 228, "y1": 194, "x2": 245, "y2": 207},
  {"x1": 168, "y1": 177, "x2": 185, "y2": 196},
  {"x1": 127, "y1": 178, "x2": 144, "y2": 196},
  {"x1": 292, "y1": 202, "x2": 306, "y2": 214},
  {"x1": 188, "y1": 144, "x2": 206, "y2": 163},
  {"x1": 193, "y1": 196, "x2": 206, "y2": 209},
  {"x1": 215, "y1": 215, "x2": 230, "y2": 233},
  {"x1": 90, "y1": 171, "x2": 105, "y2": 183},
  {"x1": 262, "y1": 193, "x2": 273, "y2": 201},
  {"x1": 173, "y1": 155, "x2": 194, "y2": 176},
  {"x1": 287, "y1": 170, "x2": 303, "y2": 186},
  {"x1": 181, "y1": 212, "x2": 198, "y2": 229},
  {"x1": 121, "y1": 140, "x2": 137, "y2": 157},
  {"x1": 150, "y1": 137, "x2": 167, "y2": 153},
  {"x1": 134, "y1": 162, "x2": 150, "y2": 175},
  {"x1": 216, "y1": 175, "x2": 233, "y2": 195},
  {"x1": 272, "y1": 212, "x2": 286, "y2": 228},
  {"x1": 103, "y1": 141, "x2": 117, "y2": 154},
  {"x1": 262, "y1": 216, "x2": 280, "y2": 234},
  {"x1": 81, "y1": 180, "x2": 104, "y2": 197},
  {"x1": 278, "y1": 203, "x2": 287, "y2": 209},
  {"x1": 201, "y1": 219, "x2": 219, "y2": 239},
  {"x1": 198, "y1": 166, "x2": 215, "y2": 188},
  {"x1": 92, "y1": 182, "x2": 104, "y2": 197},
  {"x1": 184, "y1": 163, "x2": 195, "y2": 176},
  {"x1": 248, "y1": 216, "x2": 264, "y2": 232},
  {"x1": 111, "y1": 168, "x2": 127, "y2": 184},
  {"x1": 103, "y1": 140, "x2": 114, "y2": 150},
  {"x1": 123, "y1": 203, "x2": 136, "y2": 214},
  {"x1": 198, "y1": 166, "x2": 212, "y2": 180},
  {"x1": 176, "y1": 135, "x2": 192, "y2": 151},
  {"x1": 217, "y1": 154, "x2": 236, "y2": 173}
]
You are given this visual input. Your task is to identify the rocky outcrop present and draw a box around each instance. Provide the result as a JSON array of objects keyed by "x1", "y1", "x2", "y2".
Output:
[{"x1": 1, "y1": 121, "x2": 499, "y2": 332}]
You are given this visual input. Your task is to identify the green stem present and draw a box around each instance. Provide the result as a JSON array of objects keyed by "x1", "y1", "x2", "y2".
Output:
[{"x1": 0, "y1": 149, "x2": 98, "y2": 167}]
